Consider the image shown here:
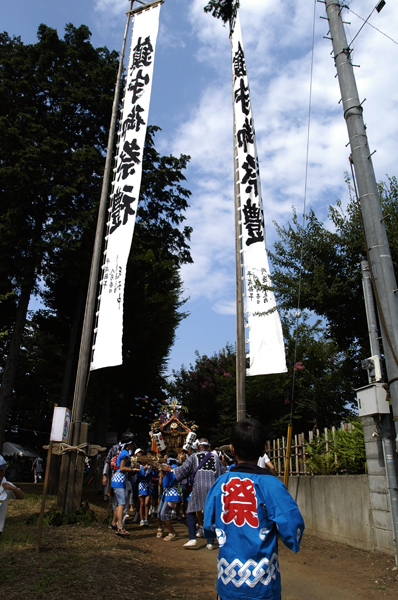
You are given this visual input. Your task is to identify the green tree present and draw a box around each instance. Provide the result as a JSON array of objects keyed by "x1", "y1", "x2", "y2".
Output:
[
  {"x1": 5, "y1": 126, "x2": 192, "y2": 449},
  {"x1": 0, "y1": 24, "x2": 119, "y2": 448},
  {"x1": 269, "y1": 176, "x2": 398, "y2": 355},
  {"x1": 168, "y1": 318, "x2": 358, "y2": 446},
  {"x1": 204, "y1": 0, "x2": 240, "y2": 23}
]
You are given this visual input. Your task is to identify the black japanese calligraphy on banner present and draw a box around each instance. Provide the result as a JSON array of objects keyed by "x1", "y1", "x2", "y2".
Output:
[
  {"x1": 241, "y1": 154, "x2": 259, "y2": 198},
  {"x1": 231, "y1": 11, "x2": 286, "y2": 376},
  {"x1": 130, "y1": 36, "x2": 153, "y2": 71},
  {"x1": 122, "y1": 105, "x2": 145, "y2": 137},
  {"x1": 237, "y1": 117, "x2": 254, "y2": 153},
  {"x1": 233, "y1": 41, "x2": 246, "y2": 79},
  {"x1": 234, "y1": 78, "x2": 251, "y2": 116},
  {"x1": 128, "y1": 68, "x2": 150, "y2": 104},
  {"x1": 110, "y1": 185, "x2": 136, "y2": 234},
  {"x1": 242, "y1": 198, "x2": 264, "y2": 246},
  {"x1": 116, "y1": 139, "x2": 141, "y2": 182},
  {"x1": 91, "y1": 4, "x2": 161, "y2": 372}
]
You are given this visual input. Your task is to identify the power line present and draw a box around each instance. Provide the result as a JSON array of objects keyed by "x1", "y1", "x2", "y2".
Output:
[{"x1": 347, "y1": 4, "x2": 398, "y2": 48}]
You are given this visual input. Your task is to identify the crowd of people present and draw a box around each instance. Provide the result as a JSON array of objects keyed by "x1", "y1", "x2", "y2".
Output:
[
  {"x1": 100, "y1": 418, "x2": 305, "y2": 599},
  {"x1": 101, "y1": 432, "x2": 226, "y2": 543},
  {"x1": 2, "y1": 418, "x2": 305, "y2": 599}
]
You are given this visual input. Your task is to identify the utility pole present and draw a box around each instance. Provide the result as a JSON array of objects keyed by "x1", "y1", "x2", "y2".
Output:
[
  {"x1": 230, "y1": 19, "x2": 246, "y2": 422},
  {"x1": 325, "y1": 0, "x2": 398, "y2": 449},
  {"x1": 361, "y1": 259, "x2": 398, "y2": 562}
]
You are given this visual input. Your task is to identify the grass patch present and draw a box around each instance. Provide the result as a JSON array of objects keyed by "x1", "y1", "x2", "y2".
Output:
[
  {"x1": 26, "y1": 501, "x2": 96, "y2": 526},
  {"x1": 0, "y1": 487, "x2": 158, "y2": 600}
]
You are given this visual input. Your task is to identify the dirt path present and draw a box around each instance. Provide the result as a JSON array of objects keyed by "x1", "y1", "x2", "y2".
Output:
[
  {"x1": 2, "y1": 485, "x2": 397, "y2": 600},
  {"x1": 126, "y1": 518, "x2": 398, "y2": 600}
]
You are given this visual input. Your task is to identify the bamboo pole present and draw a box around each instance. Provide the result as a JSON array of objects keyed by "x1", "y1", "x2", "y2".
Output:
[
  {"x1": 36, "y1": 404, "x2": 57, "y2": 553},
  {"x1": 61, "y1": 1, "x2": 134, "y2": 513},
  {"x1": 283, "y1": 423, "x2": 293, "y2": 488},
  {"x1": 229, "y1": 19, "x2": 246, "y2": 422}
]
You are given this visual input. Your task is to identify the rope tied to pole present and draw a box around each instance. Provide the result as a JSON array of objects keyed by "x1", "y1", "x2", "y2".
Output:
[{"x1": 59, "y1": 442, "x2": 91, "y2": 468}]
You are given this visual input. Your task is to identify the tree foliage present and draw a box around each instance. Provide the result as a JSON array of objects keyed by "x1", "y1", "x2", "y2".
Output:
[
  {"x1": 204, "y1": 1, "x2": 240, "y2": 23},
  {"x1": 0, "y1": 24, "x2": 120, "y2": 448},
  {"x1": 0, "y1": 27, "x2": 192, "y2": 449},
  {"x1": 269, "y1": 176, "x2": 398, "y2": 355},
  {"x1": 305, "y1": 419, "x2": 366, "y2": 475},
  {"x1": 168, "y1": 317, "x2": 359, "y2": 446}
]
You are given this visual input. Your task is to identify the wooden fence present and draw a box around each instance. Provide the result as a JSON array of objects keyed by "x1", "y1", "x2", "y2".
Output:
[{"x1": 266, "y1": 423, "x2": 354, "y2": 476}]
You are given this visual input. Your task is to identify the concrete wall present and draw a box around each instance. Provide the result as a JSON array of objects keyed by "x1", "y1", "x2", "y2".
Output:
[
  {"x1": 287, "y1": 475, "x2": 372, "y2": 551},
  {"x1": 362, "y1": 415, "x2": 396, "y2": 555},
  {"x1": 283, "y1": 416, "x2": 398, "y2": 557}
]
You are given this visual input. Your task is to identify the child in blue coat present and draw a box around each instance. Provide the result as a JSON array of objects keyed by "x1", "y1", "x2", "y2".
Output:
[
  {"x1": 156, "y1": 451, "x2": 181, "y2": 541},
  {"x1": 204, "y1": 418, "x2": 304, "y2": 600}
]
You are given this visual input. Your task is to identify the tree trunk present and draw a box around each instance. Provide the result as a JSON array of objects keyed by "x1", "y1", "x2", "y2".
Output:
[
  {"x1": 59, "y1": 283, "x2": 86, "y2": 407},
  {"x1": 0, "y1": 210, "x2": 43, "y2": 450},
  {"x1": 0, "y1": 273, "x2": 36, "y2": 450}
]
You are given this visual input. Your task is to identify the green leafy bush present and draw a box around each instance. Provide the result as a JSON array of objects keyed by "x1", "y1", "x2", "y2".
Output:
[
  {"x1": 305, "y1": 419, "x2": 366, "y2": 475},
  {"x1": 333, "y1": 419, "x2": 366, "y2": 474},
  {"x1": 305, "y1": 437, "x2": 338, "y2": 475}
]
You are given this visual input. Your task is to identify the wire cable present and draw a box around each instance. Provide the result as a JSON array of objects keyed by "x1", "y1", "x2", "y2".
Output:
[
  {"x1": 284, "y1": 0, "x2": 317, "y2": 487},
  {"x1": 289, "y1": 0, "x2": 317, "y2": 417},
  {"x1": 347, "y1": 6, "x2": 398, "y2": 47}
]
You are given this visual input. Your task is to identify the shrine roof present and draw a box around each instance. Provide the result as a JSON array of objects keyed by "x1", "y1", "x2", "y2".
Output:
[{"x1": 161, "y1": 416, "x2": 190, "y2": 432}]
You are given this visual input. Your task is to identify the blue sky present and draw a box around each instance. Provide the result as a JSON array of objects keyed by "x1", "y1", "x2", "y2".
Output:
[{"x1": 2, "y1": 0, "x2": 398, "y2": 377}]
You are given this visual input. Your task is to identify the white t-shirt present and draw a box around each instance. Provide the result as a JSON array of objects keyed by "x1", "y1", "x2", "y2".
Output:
[
  {"x1": 0, "y1": 477, "x2": 16, "y2": 533},
  {"x1": 257, "y1": 453, "x2": 271, "y2": 469}
]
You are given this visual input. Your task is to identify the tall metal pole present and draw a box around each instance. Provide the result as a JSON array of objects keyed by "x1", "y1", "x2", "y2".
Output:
[
  {"x1": 361, "y1": 260, "x2": 398, "y2": 563},
  {"x1": 230, "y1": 21, "x2": 246, "y2": 422},
  {"x1": 62, "y1": 1, "x2": 134, "y2": 512},
  {"x1": 325, "y1": 0, "x2": 398, "y2": 449}
]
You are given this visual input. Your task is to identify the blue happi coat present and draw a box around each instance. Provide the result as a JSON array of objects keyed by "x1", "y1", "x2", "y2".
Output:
[{"x1": 203, "y1": 463, "x2": 304, "y2": 600}]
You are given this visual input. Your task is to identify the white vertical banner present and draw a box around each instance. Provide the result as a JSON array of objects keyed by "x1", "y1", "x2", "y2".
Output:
[
  {"x1": 91, "y1": 3, "x2": 161, "y2": 371},
  {"x1": 232, "y1": 13, "x2": 287, "y2": 376}
]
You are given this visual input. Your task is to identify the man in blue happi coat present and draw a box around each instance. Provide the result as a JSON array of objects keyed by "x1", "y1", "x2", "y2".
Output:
[{"x1": 204, "y1": 418, "x2": 304, "y2": 600}]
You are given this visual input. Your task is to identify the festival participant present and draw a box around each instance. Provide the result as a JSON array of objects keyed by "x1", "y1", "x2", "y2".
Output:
[
  {"x1": 0, "y1": 455, "x2": 24, "y2": 539},
  {"x1": 160, "y1": 438, "x2": 225, "y2": 549},
  {"x1": 257, "y1": 451, "x2": 277, "y2": 476},
  {"x1": 136, "y1": 451, "x2": 154, "y2": 526},
  {"x1": 147, "y1": 450, "x2": 159, "y2": 518},
  {"x1": 102, "y1": 430, "x2": 135, "y2": 503},
  {"x1": 204, "y1": 418, "x2": 304, "y2": 600},
  {"x1": 110, "y1": 440, "x2": 139, "y2": 537},
  {"x1": 156, "y1": 451, "x2": 181, "y2": 541},
  {"x1": 131, "y1": 448, "x2": 144, "y2": 523},
  {"x1": 32, "y1": 455, "x2": 44, "y2": 483}
]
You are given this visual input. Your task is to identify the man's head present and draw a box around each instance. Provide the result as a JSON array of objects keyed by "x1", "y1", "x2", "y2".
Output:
[
  {"x1": 230, "y1": 418, "x2": 266, "y2": 462},
  {"x1": 120, "y1": 430, "x2": 134, "y2": 445},
  {"x1": 198, "y1": 438, "x2": 210, "y2": 450}
]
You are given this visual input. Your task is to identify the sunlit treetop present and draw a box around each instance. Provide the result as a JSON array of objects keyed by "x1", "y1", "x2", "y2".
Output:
[{"x1": 204, "y1": 0, "x2": 240, "y2": 23}]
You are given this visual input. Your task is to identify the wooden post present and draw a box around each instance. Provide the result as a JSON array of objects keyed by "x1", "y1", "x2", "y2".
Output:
[
  {"x1": 57, "y1": 422, "x2": 89, "y2": 513},
  {"x1": 283, "y1": 423, "x2": 293, "y2": 488},
  {"x1": 72, "y1": 422, "x2": 89, "y2": 512},
  {"x1": 36, "y1": 440, "x2": 53, "y2": 553},
  {"x1": 277, "y1": 438, "x2": 281, "y2": 474},
  {"x1": 36, "y1": 403, "x2": 57, "y2": 553}
]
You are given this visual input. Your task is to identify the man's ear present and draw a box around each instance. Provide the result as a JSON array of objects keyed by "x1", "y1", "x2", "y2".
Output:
[{"x1": 230, "y1": 444, "x2": 236, "y2": 457}]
